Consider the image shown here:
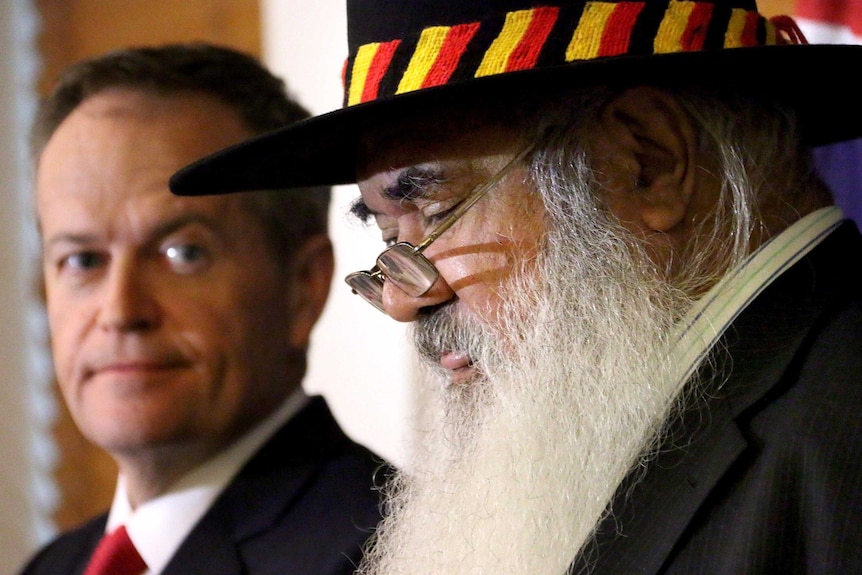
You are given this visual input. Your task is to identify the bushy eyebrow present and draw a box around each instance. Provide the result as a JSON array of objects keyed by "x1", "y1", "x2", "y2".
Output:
[
  {"x1": 349, "y1": 197, "x2": 374, "y2": 224},
  {"x1": 348, "y1": 166, "x2": 447, "y2": 224}
]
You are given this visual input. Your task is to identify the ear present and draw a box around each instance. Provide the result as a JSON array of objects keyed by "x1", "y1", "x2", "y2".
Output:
[
  {"x1": 595, "y1": 86, "x2": 699, "y2": 232},
  {"x1": 286, "y1": 233, "x2": 334, "y2": 348}
]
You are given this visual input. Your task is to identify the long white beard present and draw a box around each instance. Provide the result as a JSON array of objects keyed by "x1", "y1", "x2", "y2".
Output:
[{"x1": 358, "y1": 158, "x2": 700, "y2": 575}]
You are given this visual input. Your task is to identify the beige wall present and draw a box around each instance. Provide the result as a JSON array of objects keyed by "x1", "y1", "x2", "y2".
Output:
[
  {"x1": 760, "y1": 0, "x2": 796, "y2": 17},
  {"x1": 0, "y1": 2, "x2": 46, "y2": 571}
]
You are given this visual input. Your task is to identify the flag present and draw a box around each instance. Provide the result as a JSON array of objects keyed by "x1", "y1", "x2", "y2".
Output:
[{"x1": 795, "y1": 0, "x2": 862, "y2": 223}]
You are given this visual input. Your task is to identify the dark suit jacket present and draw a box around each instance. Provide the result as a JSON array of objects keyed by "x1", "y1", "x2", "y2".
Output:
[
  {"x1": 19, "y1": 396, "x2": 388, "y2": 575},
  {"x1": 574, "y1": 220, "x2": 862, "y2": 574}
]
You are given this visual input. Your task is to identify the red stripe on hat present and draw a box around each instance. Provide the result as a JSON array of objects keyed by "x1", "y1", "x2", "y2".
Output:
[
  {"x1": 739, "y1": 10, "x2": 759, "y2": 46},
  {"x1": 362, "y1": 40, "x2": 401, "y2": 103},
  {"x1": 681, "y1": 2, "x2": 714, "y2": 50},
  {"x1": 507, "y1": 6, "x2": 559, "y2": 71},
  {"x1": 423, "y1": 23, "x2": 481, "y2": 88},
  {"x1": 599, "y1": 2, "x2": 645, "y2": 57}
]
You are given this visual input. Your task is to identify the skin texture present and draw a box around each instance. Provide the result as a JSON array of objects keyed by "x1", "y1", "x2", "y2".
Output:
[{"x1": 36, "y1": 89, "x2": 333, "y2": 506}]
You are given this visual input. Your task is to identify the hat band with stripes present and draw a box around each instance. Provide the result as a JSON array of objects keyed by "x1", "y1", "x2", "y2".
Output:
[{"x1": 345, "y1": 1, "x2": 804, "y2": 107}]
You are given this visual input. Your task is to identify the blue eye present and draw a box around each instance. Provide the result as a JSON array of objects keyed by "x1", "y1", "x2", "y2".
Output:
[
  {"x1": 165, "y1": 244, "x2": 204, "y2": 263},
  {"x1": 163, "y1": 243, "x2": 209, "y2": 274},
  {"x1": 63, "y1": 251, "x2": 104, "y2": 271},
  {"x1": 51, "y1": 250, "x2": 107, "y2": 288}
]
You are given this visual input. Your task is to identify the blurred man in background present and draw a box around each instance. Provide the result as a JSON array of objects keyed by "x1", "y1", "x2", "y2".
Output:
[{"x1": 20, "y1": 43, "x2": 385, "y2": 575}]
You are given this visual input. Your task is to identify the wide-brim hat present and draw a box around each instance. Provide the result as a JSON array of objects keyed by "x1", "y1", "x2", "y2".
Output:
[{"x1": 171, "y1": 0, "x2": 862, "y2": 196}]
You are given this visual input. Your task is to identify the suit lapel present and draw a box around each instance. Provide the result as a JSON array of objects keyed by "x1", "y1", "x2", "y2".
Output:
[
  {"x1": 160, "y1": 397, "x2": 347, "y2": 575},
  {"x1": 579, "y1": 221, "x2": 860, "y2": 574},
  {"x1": 579, "y1": 371, "x2": 749, "y2": 574},
  {"x1": 52, "y1": 515, "x2": 107, "y2": 575}
]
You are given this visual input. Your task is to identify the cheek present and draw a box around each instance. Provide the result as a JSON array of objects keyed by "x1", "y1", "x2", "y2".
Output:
[
  {"x1": 491, "y1": 191, "x2": 546, "y2": 279},
  {"x1": 444, "y1": 196, "x2": 546, "y2": 315},
  {"x1": 168, "y1": 300, "x2": 233, "y2": 370},
  {"x1": 46, "y1": 295, "x2": 90, "y2": 385},
  {"x1": 177, "y1": 284, "x2": 289, "y2": 375}
]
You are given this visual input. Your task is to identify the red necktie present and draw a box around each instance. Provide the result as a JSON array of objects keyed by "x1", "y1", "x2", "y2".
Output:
[{"x1": 83, "y1": 525, "x2": 147, "y2": 575}]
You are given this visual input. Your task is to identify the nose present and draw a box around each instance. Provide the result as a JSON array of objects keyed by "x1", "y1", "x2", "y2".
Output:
[
  {"x1": 97, "y1": 259, "x2": 160, "y2": 331},
  {"x1": 381, "y1": 274, "x2": 455, "y2": 322}
]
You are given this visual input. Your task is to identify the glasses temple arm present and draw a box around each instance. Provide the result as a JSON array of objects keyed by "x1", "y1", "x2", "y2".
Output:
[{"x1": 413, "y1": 143, "x2": 535, "y2": 253}]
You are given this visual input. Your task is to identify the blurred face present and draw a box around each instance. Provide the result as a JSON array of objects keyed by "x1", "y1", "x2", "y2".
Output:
[{"x1": 36, "y1": 90, "x2": 317, "y2": 470}]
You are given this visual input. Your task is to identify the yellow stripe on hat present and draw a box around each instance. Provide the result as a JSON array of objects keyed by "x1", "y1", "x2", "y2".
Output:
[
  {"x1": 567, "y1": 2, "x2": 617, "y2": 61},
  {"x1": 655, "y1": 1, "x2": 696, "y2": 54},
  {"x1": 725, "y1": 8, "x2": 750, "y2": 47},
  {"x1": 348, "y1": 43, "x2": 381, "y2": 106},
  {"x1": 476, "y1": 9, "x2": 533, "y2": 77},
  {"x1": 764, "y1": 16, "x2": 777, "y2": 45},
  {"x1": 398, "y1": 26, "x2": 450, "y2": 94}
]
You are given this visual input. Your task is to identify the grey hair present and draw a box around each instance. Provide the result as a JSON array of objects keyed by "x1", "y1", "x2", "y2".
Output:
[{"x1": 518, "y1": 83, "x2": 832, "y2": 296}]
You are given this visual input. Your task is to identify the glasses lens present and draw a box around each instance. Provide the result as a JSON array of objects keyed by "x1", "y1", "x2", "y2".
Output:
[
  {"x1": 345, "y1": 271, "x2": 386, "y2": 312},
  {"x1": 377, "y1": 243, "x2": 439, "y2": 297}
]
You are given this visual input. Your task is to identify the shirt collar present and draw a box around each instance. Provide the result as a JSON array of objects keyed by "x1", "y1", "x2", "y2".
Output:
[
  {"x1": 105, "y1": 388, "x2": 310, "y2": 575},
  {"x1": 672, "y1": 206, "x2": 844, "y2": 389}
]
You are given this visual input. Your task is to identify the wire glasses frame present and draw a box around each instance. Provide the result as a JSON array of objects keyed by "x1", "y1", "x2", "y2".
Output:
[{"x1": 345, "y1": 143, "x2": 535, "y2": 313}]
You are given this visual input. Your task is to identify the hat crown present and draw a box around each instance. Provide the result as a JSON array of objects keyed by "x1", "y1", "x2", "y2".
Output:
[
  {"x1": 343, "y1": 0, "x2": 784, "y2": 108},
  {"x1": 347, "y1": 0, "x2": 571, "y2": 46}
]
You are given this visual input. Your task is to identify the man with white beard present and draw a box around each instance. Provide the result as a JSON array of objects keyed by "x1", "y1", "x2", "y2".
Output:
[{"x1": 171, "y1": 0, "x2": 862, "y2": 573}]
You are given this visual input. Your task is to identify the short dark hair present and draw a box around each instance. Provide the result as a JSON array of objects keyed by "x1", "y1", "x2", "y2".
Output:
[{"x1": 33, "y1": 42, "x2": 330, "y2": 259}]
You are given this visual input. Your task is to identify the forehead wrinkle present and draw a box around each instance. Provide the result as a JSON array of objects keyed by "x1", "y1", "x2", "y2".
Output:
[{"x1": 46, "y1": 212, "x2": 223, "y2": 252}]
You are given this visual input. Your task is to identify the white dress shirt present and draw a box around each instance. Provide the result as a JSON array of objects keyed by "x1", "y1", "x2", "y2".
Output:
[{"x1": 104, "y1": 388, "x2": 310, "y2": 575}]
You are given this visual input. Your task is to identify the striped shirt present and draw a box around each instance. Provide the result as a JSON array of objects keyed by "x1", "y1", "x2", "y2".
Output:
[{"x1": 672, "y1": 206, "x2": 844, "y2": 390}]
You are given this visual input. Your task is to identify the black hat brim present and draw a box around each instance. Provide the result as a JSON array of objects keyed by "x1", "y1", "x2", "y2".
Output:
[{"x1": 170, "y1": 44, "x2": 862, "y2": 196}]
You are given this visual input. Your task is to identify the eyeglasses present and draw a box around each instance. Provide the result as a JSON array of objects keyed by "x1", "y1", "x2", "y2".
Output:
[{"x1": 345, "y1": 144, "x2": 534, "y2": 313}]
